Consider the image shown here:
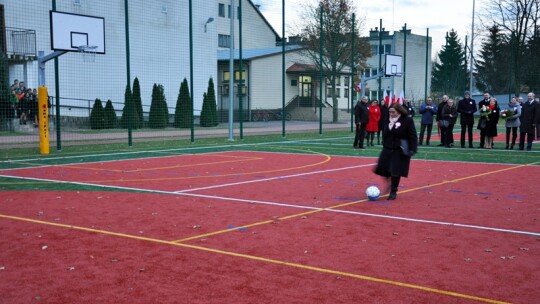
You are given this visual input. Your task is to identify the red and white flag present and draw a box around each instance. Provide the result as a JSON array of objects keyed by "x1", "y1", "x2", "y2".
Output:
[
  {"x1": 383, "y1": 90, "x2": 389, "y2": 106},
  {"x1": 398, "y1": 91, "x2": 405, "y2": 105},
  {"x1": 391, "y1": 90, "x2": 397, "y2": 105}
]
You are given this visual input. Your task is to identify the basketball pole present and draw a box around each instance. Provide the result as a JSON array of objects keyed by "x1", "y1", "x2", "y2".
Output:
[{"x1": 37, "y1": 50, "x2": 67, "y2": 155}]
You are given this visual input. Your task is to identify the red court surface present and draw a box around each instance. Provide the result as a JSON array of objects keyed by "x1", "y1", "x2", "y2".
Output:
[{"x1": 1, "y1": 151, "x2": 539, "y2": 303}]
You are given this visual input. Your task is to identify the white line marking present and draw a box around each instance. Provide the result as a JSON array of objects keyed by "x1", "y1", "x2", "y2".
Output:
[
  {"x1": 174, "y1": 163, "x2": 375, "y2": 193},
  {"x1": 0, "y1": 173, "x2": 538, "y2": 237}
]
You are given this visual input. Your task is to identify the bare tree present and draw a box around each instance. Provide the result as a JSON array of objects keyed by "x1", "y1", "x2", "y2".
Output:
[
  {"x1": 480, "y1": 0, "x2": 540, "y2": 93},
  {"x1": 297, "y1": 0, "x2": 371, "y2": 122}
]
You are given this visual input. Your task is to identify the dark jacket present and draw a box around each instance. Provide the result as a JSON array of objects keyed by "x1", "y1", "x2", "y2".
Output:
[
  {"x1": 440, "y1": 104, "x2": 458, "y2": 124},
  {"x1": 485, "y1": 105, "x2": 500, "y2": 137},
  {"x1": 405, "y1": 103, "x2": 415, "y2": 118},
  {"x1": 520, "y1": 100, "x2": 540, "y2": 133},
  {"x1": 457, "y1": 97, "x2": 477, "y2": 124},
  {"x1": 419, "y1": 102, "x2": 437, "y2": 125},
  {"x1": 374, "y1": 115, "x2": 418, "y2": 178},
  {"x1": 354, "y1": 101, "x2": 369, "y2": 125},
  {"x1": 436, "y1": 101, "x2": 447, "y2": 121}
]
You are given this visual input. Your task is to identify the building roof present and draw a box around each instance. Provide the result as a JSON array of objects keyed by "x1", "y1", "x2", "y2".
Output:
[{"x1": 217, "y1": 45, "x2": 302, "y2": 61}]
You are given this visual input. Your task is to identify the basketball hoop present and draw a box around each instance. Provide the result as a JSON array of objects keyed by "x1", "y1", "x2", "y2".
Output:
[{"x1": 78, "y1": 45, "x2": 98, "y2": 63}]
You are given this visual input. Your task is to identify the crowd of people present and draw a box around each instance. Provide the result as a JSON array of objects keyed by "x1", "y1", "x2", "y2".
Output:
[
  {"x1": 9, "y1": 79, "x2": 39, "y2": 127},
  {"x1": 354, "y1": 91, "x2": 540, "y2": 152},
  {"x1": 354, "y1": 91, "x2": 539, "y2": 200}
]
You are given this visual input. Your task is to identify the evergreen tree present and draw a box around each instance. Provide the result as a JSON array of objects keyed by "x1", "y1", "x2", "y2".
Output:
[
  {"x1": 89, "y1": 99, "x2": 104, "y2": 129},
  {"x1": 174, "y1": 78, "x2": 192, "y2": 128},
  {"x1": 132, "y1": 77, "x2": 143, "y2": 129},
  {"x1": 200, "y1": 78, "x2": 218, "y2": 127},
  {"x1": 431, "y1": 29, "x2": 467, "y2": 98},
  {"x1": 120, "y1": 84, "x2": 133, "y2": 129},
  {"x1": 103, "y1": 99, "x2": 117, "y2": 129},
  {"x1": 474, "y1": 25, "x2": 510, "y2": 94},
  {"x1": 148, "y1": 83, "x2": 169, "y2": 128}
]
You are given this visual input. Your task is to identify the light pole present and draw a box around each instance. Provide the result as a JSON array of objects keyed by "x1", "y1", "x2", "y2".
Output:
[{"x1": 469, "y1": 0, "x2": 475, "y2": 93}]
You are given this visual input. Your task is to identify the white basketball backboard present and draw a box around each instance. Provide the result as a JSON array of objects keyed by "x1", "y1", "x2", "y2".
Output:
[
  {"x1": 384, "y1": 54, "x2": 402, "y2": 77},
  {"x1": 50, "y1": 11, "x2": 105, "y2": 54}
]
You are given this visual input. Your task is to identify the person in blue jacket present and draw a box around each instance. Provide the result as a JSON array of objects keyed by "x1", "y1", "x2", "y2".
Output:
[{"x1": 418, "y1": 97, "x2": 437, "y2": 145}]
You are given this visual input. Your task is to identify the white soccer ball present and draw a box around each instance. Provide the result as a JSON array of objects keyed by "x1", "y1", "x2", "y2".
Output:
[{"x1": 366, "y1": 186, "x2": 381, "y2": 201}]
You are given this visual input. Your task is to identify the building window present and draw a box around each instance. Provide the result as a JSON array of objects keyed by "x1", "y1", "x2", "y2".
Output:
[
  {"x1": 234, "y1": 70, "x2": 246, "y2": 81},
  {"x1": 344, "y1": 76, "x2": 350, "y2": 87},
  {"x1": 228, "y1": 5, "x2": 231, "y2": 18},
  {"x1": 375, "y1": 44, "x2": 393, "y2": 55},
  {"x1": 344, "y1": 88, "x2": 349, "y2": 98},
  {"x1": 236, "y1": 84, "x2": 246, "y2": 96},
  {"x1": 219, "y1": 34, "x2": 231, "y2": 48},
  {"x1": 291, "y1": 79, "x2": 298, "y2": 86},
  {"x1": 224, "y1": 70, "x2": 246, "y2": 82},
  {"x1": 336, "y1": 76, "x2": 341, "y2": 86},
  {"x1": 336, "y1": 88, "x2": 341, "y2": 97},
  {"x1": 219, "y1": 3, "x2": 225, "y2": 17}
]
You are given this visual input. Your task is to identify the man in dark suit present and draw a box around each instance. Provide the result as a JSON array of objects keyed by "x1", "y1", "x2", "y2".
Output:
[
  {"x1": 457, "y1": 91, "x2": 477, "y2": 148},
  {"x1": 353, "y1": 96, "x2": 369, "y2": 149},
  {"x1": 477, "y1": 92, "x2": 491, "y2": 148},
  {"x1": 518, "y1": 92, "x2": 540, "y2": 151}
]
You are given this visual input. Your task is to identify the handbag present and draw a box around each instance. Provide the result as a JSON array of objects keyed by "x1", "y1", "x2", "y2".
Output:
[
  {"x1": 400, "y1": 138, "x2": 413, "y2": 156},
  {"x1": 477, "y1": 118, "x2": 486, "y2": 129},
  {"x1": 439, "y1": 120, "x2": 449, "y2": 128}
]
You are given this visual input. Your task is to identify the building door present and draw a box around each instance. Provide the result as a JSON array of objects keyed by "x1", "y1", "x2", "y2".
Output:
[{"x1": 299, "y1": 75, "x2": 312, "y2": 98}]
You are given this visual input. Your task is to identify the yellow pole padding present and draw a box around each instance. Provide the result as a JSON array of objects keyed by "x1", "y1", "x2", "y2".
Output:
[{"x1": 38, "y1": 86, "x2": 49, "y2": 155}]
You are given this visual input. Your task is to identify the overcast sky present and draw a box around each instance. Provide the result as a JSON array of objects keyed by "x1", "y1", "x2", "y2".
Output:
[{"x1": 254, "y1": 0, "x2": 482, "y2": 58}]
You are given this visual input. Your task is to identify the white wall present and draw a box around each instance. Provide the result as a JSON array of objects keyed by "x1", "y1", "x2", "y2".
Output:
[
  {"x1": 216, "y1": 0, "x2": 278, "y2": 50},
  {"x1": 1, "y1": 0, "x2": 218, "y2": 115}
]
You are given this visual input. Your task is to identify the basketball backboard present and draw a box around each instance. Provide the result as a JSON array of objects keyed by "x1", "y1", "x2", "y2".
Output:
[
  {"x1": 50, "y1": 11, "x2": 105, "y2": 54},
  {"x1": 384, "y1": 54, "x2": 402, "y2": 77}
]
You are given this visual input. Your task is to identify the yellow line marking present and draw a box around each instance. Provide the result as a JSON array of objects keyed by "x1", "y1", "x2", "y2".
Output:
[
  {"x1": 173, "y1": 220, "x2": 275, "y2": 243},
  {"x1": 82, "y1": 148, "x2": 333, "y2": 183},
  {"x1": 172, "y1": 161, "x2": 539, "y2": 244},
  {"x1": 0, "y1": 214, "x2": 510, "y2": 304}
]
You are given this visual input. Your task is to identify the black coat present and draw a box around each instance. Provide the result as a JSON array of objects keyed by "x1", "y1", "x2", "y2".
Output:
[
  {"x1": 457, "y1": 97, "x2": 477, "y2": 124},
  {"x1": 354, "y1": 101, "x2": 369, "y2": 124},
  {"x1": 440, "y1": 104, "x2": 458, "y2": 124},
  {"x1": 374, "y1": 115, "x2": 418, "y2": 178},
  {"x1": 520, "y1": 100, "x2": 540, "y2": 133},
  {"x1": 485, "y1": 106, "x2": 500, "y2": 137}
]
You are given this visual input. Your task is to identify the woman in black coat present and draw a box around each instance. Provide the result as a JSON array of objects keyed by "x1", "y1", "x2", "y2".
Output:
[
  {"x1": 374, "y1": 103, "x2": 418, "y2": 200},
  {"x1": 484, "y1": 98, "x2": 500, "y2": 149},
  {"x1": 439, "y1": 99, "x2": 458, "y2": 148}
]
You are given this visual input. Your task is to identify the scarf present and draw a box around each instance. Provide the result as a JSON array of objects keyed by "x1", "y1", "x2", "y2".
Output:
[{"x1": 388, "y1": 115, "x2": 400, "y2": 130}]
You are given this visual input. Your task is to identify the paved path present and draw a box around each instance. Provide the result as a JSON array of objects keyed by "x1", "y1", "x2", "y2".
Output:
[{"x1": 0, "y1": 121, "x2": 353, "y2": 149}]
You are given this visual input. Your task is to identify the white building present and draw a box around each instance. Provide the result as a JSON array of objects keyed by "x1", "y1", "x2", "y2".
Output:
[
  {"x1": 1, "y1": 0, "x2": 425, "y2": 122},
  {"x1": 363, "y1": 27, "x2": 432, "y2": 105}
]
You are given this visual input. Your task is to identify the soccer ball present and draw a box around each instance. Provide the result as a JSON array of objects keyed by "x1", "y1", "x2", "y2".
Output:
[{"x1": 366, "y1": 186, "x2": 381, "y2": 201}]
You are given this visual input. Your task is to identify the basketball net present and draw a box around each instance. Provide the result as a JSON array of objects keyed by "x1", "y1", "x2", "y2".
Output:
[{"x1": 78, "y1": 45, "x2": 97, "y2": 63}]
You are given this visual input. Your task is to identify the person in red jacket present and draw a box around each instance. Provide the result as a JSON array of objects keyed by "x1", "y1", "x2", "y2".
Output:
[{"x1": 366, "y1": 99, "x2": 381, "y2": 146}]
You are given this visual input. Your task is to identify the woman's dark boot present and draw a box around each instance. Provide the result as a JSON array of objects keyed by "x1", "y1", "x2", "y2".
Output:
[{"x1": 388, "y1": 176, "x2": 400, "y2": 200}]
